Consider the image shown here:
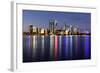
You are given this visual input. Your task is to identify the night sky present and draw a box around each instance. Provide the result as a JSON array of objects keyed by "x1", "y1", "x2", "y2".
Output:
[{"x1": 23, "y1": 10, "x2": 91, "y2": 32}]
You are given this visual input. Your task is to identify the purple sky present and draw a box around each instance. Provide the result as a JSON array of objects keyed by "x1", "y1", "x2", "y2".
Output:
[{"x1": 23, "y1": 10, "x2": 91, "y2": 32}]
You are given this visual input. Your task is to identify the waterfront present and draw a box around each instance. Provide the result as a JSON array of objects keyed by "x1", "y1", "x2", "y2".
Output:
[
  {"x1": 23, "y1": 10, "x2": 91, "y2": 62},
  {"x1": 23, "y1": 35, "x2": 91, "y2": 62}
]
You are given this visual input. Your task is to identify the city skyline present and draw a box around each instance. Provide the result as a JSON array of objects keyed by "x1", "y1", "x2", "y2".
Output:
[
  {"x1": 23, "y1": 10, "x2": 91, "y2": 62},
  {"x1": 23, "y1": 10, "x2": 91, "y2": 32}
]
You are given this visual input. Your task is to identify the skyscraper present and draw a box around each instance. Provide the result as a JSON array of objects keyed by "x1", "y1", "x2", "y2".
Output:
[
  {"x1": 49, "y1": 18, "x2": 57, "y2": 34},
  {"x1": 29, "y1": 24, "x2": 33, "y2": 34}
]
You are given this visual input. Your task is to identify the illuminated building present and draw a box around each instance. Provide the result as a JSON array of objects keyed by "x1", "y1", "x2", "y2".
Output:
[
  {"x1": 37, "y1": 28, "x2": 41, "y2": 35},
  {"x1": 49, "y1": 18, "x2": 57, "y2": 34},
  {"x1": 69, "y1": 25, "x2": 79, "y2": 35},
  {"x1": 29, "y1": 24, "x2": 33, "y2": 34},
  {"x1": 73, "y1": 27, "x2": 78, "y2": 34},
  {"x1": 33, "y1": 27, "x2": 37, "y2": 34},
  {"x1": 62, "y1": 24, "x2": 70, "y2": 35},
  {"x1": 40, "y1": 28, "x2": 45, "y2": 35},
  {"x1": 28, "y1": 20, "x2": 81, "y2": 35},
  {"x1": 64, "y1": 30, "x2": 69, "y2": 35}
]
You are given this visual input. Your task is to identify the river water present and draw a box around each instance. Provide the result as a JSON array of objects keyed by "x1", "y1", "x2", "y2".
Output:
[{"x1": 23, "y1": 35, "x2": 91, "y2": 62}]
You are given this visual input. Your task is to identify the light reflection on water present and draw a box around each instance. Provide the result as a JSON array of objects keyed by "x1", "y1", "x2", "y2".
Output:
[{"x1": 23, "y1": 35, "x2": 91, "y2": 62}]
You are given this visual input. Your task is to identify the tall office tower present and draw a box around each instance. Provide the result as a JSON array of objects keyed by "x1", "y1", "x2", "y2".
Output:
[
  {"x1": 29, "y1": 24, "x2": 33, "y2": 34},
  {"x1": 49, "y1": 18, "x2": 57, "y2": 34},
  {"x1": 69, "y1": 25, "x2": 72, "y2": 35}
]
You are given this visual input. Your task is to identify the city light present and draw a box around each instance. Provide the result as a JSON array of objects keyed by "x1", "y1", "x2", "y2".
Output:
[
  {"x1": 23, "y1": 19, "x2": 90, "y2": 36},
  {"x1": 23, "y1": 10, "x2": 91, "y2": 62}
]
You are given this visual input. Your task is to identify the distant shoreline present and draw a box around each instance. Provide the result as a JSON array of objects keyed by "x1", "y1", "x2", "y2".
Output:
[{"x1": 23, "y1": 32, "x2": 91, "y2": 36}]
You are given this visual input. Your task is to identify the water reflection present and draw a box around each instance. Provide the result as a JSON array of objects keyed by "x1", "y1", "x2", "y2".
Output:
[
  {"x1": 50, "y1": 35, "x2": 54, "y2": 60},
  {"x1": 23, "y1": 35, "x2": 91, "y2": 62}
]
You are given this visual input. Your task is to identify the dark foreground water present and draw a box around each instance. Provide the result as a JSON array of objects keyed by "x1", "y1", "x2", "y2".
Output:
[{"x1": 23, "y1": 35, "x2": 91, "y2": 62}]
